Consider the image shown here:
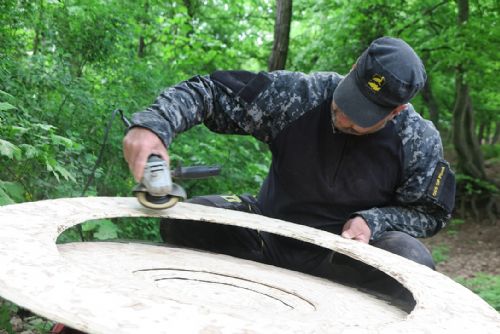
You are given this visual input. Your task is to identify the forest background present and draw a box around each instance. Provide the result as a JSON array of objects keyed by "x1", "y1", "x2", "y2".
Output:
[{"x1": 0, "y1": 0, "x2": 499, "y2": 332}]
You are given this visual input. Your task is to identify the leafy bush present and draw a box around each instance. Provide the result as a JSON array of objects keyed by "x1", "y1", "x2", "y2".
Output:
[
  {"x1": 170, "y1": 126, "x2": 271, "y2": 197},
  {"x1": 0, "y1": 92, "x2": 82, "y2": 203},
  {"x1": 482, "y1": 144, "x2": 500, "y2": 161},
  {"x1": 0, "y1": 300, "x2": 15, "y2": 333},
  {"x1": 455, "y1": 173, "x2": 498, "y2": 196}
]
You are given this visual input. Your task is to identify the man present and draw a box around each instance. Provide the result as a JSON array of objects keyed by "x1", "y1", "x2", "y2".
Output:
[{"x1": 123, "y1": 37, "x2": 455, "y2": 302}]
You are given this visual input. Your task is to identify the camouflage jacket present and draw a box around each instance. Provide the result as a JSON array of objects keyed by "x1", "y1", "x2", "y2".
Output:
[{"x1": 131, "y1": 71, "x2": 455, "y2": 240}]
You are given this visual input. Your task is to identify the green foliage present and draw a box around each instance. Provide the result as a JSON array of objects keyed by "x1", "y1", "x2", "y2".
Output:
[
  {"x1": 2, "y1": 0, "x2": 492, "y2": 209},
  {"x1": 170, "y1": 127, "x2": 271, "y2": 197},
  {"x1": 57, "y1": 219, "x2": 119, "y2": 243},
  {"x1": 0, "y1": 0, "x2": 276, "y2": 244},
  {"x1": 482, "y1": 144, "x2": 500, "y2": 162},
  {"x1": 0, "y1": 300, "x2": 17, "y2": 334},
  {"x1": 456, "y1": 174, "x2": 498, "y2": 196},
  {"x1": 56, "y1": 226, "x2": 83, "y2": 244},
  {"x1": 115, "y1": 217, "x2": 162, "y2": 242},
  {"x1": 0, "y1": 94, "x2": 82, "y2": 202},
  {"x1": 431, "y1": 244, "x2": 450, "y2": 264},
  {"x1": 22, "y1": 315, "x2": 53, "y2": 333},
  {"x1": 457, "y1": 274, "x2": 500, "y2": 311},
  {"x1": 57, "y1": 218, "x2": 163, "y2": 243},
  {"x1": 0, "y1": 181, "x2": 25, "y2": 205},
  {"x1": 0, "y1": 0, "x2": 496, "y2": 253},
  {"x1": 446, "y1": 218, "x2": 465, "y2": 237},
  {"x1": 0, "y1": 298, "x2": 52, "y2": 334},
  {"x1": 0, "y1": 0, "x2": 498, "y2": 326},
  {"x1": 82, "y1": 219, "x2": 119, "y2": 240}
]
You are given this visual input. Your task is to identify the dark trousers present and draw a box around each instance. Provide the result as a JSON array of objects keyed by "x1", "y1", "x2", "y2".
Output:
[{"x1": 160, "y1": 195, "x2": 435, "y2": 309}]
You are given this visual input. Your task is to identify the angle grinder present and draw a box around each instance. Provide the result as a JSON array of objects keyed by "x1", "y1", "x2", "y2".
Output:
[{"x1": 132, "y1": 154, "x2": 220, "y2": 209}]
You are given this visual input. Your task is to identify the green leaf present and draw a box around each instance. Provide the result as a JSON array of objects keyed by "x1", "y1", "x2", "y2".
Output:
[
  {"x1": 0, "y1": 181, "x2": 25, "y2": 203},
  {"x1": 0, "y1": 304, "x2": 13, "y2": 333},
  {"x1": 0, "y1": 102, "x2": 16, "y2": 111},
  {"x1": 92, "y1": 219, "x2": 118, "y2": 240},
  {"x1": 9, "y1": 126, "x2": 28, "y2": 135},
  {"x1": 19, "y1": 144, "x2": 38, "y2": 158},
  {"x1": 51, "y1": 134, "x2": 75, "y2": 147},
  {"x1": 0, "y1": 187, "x2": 15, "y2": 206},
  {"x1": 0, "y1": 139, "x2": 21, "y2": 159},
  {"x1": 0, "y1": 89, "x2": 15, "y2": 99},
  {"x1": 54, "y1": 164, "x2": 76, "y2": 182},
  {"x1": 82, "y1": 220, "x2": 99, "y2": 232},
  {"x1": 33, "y1": 123, "x2": 56, "y2": 132}
]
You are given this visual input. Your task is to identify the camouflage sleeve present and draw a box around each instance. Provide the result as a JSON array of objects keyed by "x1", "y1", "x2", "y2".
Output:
[
  {"x1": 130, "y1": 75, "x2": 235, "y2": 148},
  {"x1": 130, "y1": 71, "x2": 341, "y2": 147},
  {"x1": 354, "y1": 106, "x2": 456, "y2": 241}
]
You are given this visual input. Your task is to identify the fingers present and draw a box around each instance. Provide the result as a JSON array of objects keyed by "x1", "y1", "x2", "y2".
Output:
[
  {"x1": 341, "y1": 229, "x2": 368, "y2": 242},
  {"x1": 341, "y1": 216, "x2": 371, "y2": 244},
  {"x1": 123, "y1": 128, "x2": 168, "y2": 182},
  {"x1": 132, "y1": 148, "x2": 149, "y2": 182}
]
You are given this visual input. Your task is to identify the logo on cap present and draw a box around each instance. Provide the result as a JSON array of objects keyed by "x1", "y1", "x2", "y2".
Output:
[{"x1": 368, "y1": 74, "x2": 385, "y2": 93}]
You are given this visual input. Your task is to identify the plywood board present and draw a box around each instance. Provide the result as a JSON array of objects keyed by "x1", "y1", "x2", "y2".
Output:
[{"x1": 0, "y1": 197, "x2": 498, "y2": 333}]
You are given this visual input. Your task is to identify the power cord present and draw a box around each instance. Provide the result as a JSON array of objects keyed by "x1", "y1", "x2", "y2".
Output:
[{"x1": 77, "y1": 109, "x2": 130, "y2": 241}]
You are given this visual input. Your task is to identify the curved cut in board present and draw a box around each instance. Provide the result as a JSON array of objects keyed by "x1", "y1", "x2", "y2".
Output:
[
  {"x1": 58, "y1": 241, "x2": 406, "y2": 328},
  {"x1": 0, "y1": 197, "x2": 498, "y2": 333}
]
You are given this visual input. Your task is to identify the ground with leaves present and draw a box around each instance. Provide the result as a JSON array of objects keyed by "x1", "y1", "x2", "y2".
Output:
[
  {"x1": 422, "y1": 220, "x2": 500, "y2": 310},
  {"x1": 424, "y1": 221, "x2": 499, "y2": 278}
]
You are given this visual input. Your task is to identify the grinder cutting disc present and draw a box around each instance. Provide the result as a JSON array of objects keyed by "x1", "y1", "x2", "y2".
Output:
[
  {"x1": 132, "y1": 155, "x2": 187, "y2": 210},
  {"x1": 133, "y1": 183, "x2": 187, "y2": 210},
  {"x1": 132, "y1": 155, "x2": 219, "y2": 210},
  {"x1": 135, "y1": 192, "x2": 178, "y2": 210}
]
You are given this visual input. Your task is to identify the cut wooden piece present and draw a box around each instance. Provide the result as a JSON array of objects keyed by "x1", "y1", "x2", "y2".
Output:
[{"x1": 0, "y1": 197, "x2": 498, "y2": 334}]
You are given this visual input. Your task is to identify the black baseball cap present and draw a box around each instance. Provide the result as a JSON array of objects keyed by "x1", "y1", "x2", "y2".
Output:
[{"x1": 333, "y1": 37, "x2": 427, "y2": 128}]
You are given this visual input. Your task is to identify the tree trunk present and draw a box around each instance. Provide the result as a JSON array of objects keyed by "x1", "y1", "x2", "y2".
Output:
[
  {"x1": 492, "y1": 121, "x2": 500, "y2": 144},
  {"x1": 138, "y1": 1, "x2": 149, "y2": 58},
  {"x1": 33, "y1": 0, "x2": 44, "y2": 55},
  {"x1": 268, "y1": 0, "x2": 292, "y2": 71},
  {"x1": 183, "y1": 0, "x2": 197, "y2": 18},
  {"x1": 477, "y1": 116, "x2": 495, "y2": 145},
  {"x1": 138, "y1": 36, "x2": 146, "y2": 58},
  {"x1": 452, "y1": 0, "x2": 486, "y2": 180},
  {"x1": 421, "y1": 76, "x2": 440, "y2": 128},
  {"x1": 182, "y1": 0, "x2": 196, "y2": 37}
]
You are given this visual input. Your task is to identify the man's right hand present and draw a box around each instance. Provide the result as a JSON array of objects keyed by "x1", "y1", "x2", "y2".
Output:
[{"x1": 123, "y1": 127, "x2": 170, "y2": 182}]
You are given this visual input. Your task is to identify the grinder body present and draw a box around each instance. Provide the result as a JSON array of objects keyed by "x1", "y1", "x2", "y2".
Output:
[{"x1": 133, "y1": 155, "x2": 187, "y2": 209}]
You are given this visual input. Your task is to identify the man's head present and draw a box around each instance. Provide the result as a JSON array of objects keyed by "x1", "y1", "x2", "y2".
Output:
[
  {"x1": 332, "y1": 37, "x2": 426, "y2": 130},
  {"x1": 331, "y1": 101, "x2": 406, "y2": 135}
]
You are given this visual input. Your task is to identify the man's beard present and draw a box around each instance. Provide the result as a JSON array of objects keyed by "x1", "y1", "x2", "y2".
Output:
[
  {"x1": 330, "y1": 107, "x2": 357, "y2": 135},
  {"x1": 331, "y1": 107, "x2": 387, "y2": 136},
  {"x1": 330, "y1": 107, "x2": 338, "y2": 134}
]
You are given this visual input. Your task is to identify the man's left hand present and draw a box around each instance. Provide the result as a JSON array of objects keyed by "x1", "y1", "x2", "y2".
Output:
[{"x1": 341, "y1": 216, "x2": 371, "y2": 243}]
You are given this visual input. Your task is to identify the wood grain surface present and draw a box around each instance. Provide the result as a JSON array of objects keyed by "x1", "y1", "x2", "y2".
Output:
[{"x1": 0, "y1": 197, "x2": 499, "y2": 333}]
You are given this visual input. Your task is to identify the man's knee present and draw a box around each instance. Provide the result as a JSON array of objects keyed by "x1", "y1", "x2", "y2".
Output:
[{"x1": 371, "y1": 231, "x2": 435, "y2": 270}]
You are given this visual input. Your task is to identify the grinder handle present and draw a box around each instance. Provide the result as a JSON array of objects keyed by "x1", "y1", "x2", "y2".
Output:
[{"x1": 171, "y1": 165, "x2": 222, "y2": 179}]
